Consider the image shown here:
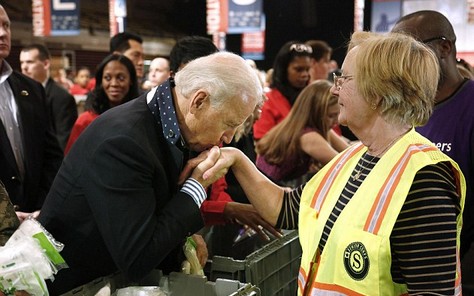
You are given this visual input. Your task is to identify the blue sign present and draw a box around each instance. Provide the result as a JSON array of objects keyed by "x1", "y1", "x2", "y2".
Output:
[
  {"x1": 50, "y1": 0, "x2": 80, "y2": 36},
  {"x1": 227, "y1": 0, "x2": 263, "y2": 34}
]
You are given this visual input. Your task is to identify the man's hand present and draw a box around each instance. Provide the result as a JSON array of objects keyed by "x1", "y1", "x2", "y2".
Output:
[
  {"x1": 224, "y1": 202, "x2": 282, "y2": 241},
  {"x1": 191, "y1": 234, "x2": 208, "y2": 267},
  {"x1": 178, "y1": 146, "x2": 230, "y2": 188},
  {"x1": 16, "y1": 210, "x2": 40, "y2": 223}
]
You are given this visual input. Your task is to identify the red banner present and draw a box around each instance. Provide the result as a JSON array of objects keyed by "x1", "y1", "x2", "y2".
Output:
[
  {"x1": 206, "y1": 0, "x2": 228, "y2": 35},
  {"x1": 109, "y1": 0, "x2": 127, "y2": 36},
  {"x1": 241, "y1": 31, "x2": 265, "y2": 60},
  {"x1": 32, "y1": 0, "x2": 51, "y2": 37}
]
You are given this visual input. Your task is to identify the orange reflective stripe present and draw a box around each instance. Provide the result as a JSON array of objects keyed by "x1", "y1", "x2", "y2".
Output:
[
  {"x1": 364, "y1": 144, "x2": 436, "y2": 234},
  {"x1": 313, "y1": 282, "x2": 365, "y2": 296},
  {"x1": 298, "y1": 267, "x2": 307, "y2": 293},
  {"x1": 455, "y1": 247, "x2": 462, "y2": 296},
  {"x1": 310, "y1": 144, "x2": 364, "y2": 210}
]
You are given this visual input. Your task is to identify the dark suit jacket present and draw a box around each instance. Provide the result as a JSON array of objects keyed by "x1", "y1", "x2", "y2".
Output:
[
  {"x1": 0, "y1": 71, "x2": 63, "y2": 212},
  {"x1": 44, "y1": 78, "x2": 78, "y2": 151},
  {"x1": 38, "y1": 94, "x2": 204, "y2": 294}
]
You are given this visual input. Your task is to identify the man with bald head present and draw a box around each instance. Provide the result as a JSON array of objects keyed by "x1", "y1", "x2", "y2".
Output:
[
  {"x1": 147, "y1": 57, "x2": 170, "y2": 88},
  {"x1": 393, "y1": 10, "x2": 474, "y2": 293},
  {"x1": 0, "y1": 5, "x2": 62, "y2": 222}
]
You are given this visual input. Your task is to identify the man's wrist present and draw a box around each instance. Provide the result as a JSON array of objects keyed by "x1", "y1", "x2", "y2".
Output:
[{"x1": 180, "y1": 178, "x2": 206, "y2": 207}]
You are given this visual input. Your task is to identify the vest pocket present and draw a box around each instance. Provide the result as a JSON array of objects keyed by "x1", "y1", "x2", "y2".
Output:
[{"x1": 318, "y1": 227, "x2": 391, "y2": 295}]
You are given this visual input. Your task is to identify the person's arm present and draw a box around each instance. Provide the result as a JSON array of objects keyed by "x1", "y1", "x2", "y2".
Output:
[
  {"x1": 83, "y1": 138, "x2": 222, "y2": 281},
  {"x1": 0, "y1": 182, "x2": 20, "y2": 246},
  {"x1": 328, "y1": 129, "x2": 350, "y2": 152},
  {"x1": 203, "y1": 176, "x2": 281, "y2": 238},
  {"x1": 203, "y1": 147, "x2": 285, "y2": 226},
  {"x1": 300, "y1": 131, "x2": 340, "y2": 166},
  {"x1": 391, "y1": 162, "x2": 459, "y2": 295}
]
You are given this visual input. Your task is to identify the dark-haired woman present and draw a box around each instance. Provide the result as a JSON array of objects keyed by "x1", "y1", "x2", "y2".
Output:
[
  {"x1": 253, "y1": 41, "x2": 312, "y2": 140},
  {"x1": 64, "y1": 54, "x2": 139, "y2": 154}
]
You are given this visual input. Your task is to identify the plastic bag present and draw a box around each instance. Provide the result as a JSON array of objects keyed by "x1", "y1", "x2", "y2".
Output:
[
  {"x1": 0, "y1": 218, "x2": 67, "y2": 295},
  {"x1": 181, "y1": 237, "x2": 204, "y2": 276},
  {"x1": 115, "y1": 286, "x2": 168, "y2": 296}
]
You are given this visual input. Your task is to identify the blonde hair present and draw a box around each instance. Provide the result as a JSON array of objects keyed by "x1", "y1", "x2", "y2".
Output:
[{"x1": 349, "y1": 31, "x2": 439, "y2": 126}]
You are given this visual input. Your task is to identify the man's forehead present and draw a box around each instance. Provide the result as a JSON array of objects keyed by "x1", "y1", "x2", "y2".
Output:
[
  {"x1": 20, "y1": 50, "x2": 40, "y2": 60},
  {"x1": 392, "y1": 17, "x2": 433, "y2": 40},
  {"x1": 127, "y1": 40, "x2": 143, "y2": 51},
  {"x1": 0, "y1": 7, "x2": 9, "y2": 21}
]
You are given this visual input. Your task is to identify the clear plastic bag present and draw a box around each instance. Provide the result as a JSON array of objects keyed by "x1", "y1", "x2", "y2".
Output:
[
  {"x1": 181, "y1": 237, "x2": 204, "y2": 276},
  {"x1": 115, "y1": 286, "x2": 168, "y2": 296},
  {"x1": 0, "y1": 218, "x2": 67, "y2": 295}
]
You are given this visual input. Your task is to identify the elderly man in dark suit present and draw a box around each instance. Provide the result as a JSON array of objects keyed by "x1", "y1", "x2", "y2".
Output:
[
  {"x1": 0, "y1": 5, "x2": 63, "y2": 221},
  {"x1": 20, "y1": 44, "x2": 78, "y2": 151},
  {"x1": 38, "y1": 50, "x2": 263, "y2": 294}
]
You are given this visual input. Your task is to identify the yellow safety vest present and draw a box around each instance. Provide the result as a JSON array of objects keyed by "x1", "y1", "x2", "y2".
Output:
[{"x1": 297, "y1": 129, "x2": 465, "y2": 296}]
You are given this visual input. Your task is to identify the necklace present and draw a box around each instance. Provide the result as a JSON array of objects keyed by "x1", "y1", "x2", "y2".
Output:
[{"x1": 352, "y1": 135, "x2": 402, "y2": 181}]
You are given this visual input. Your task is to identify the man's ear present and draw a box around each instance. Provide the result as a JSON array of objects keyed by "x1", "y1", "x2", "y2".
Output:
[
  {"x1": 189, "y1": 90, "x2": 210, "y2": 114},
  {"x1": 439, "y1": 39, "x2": 453, "y2": 59},
  {"x1": 44, "y1": 59, "x2": 51, "y2": 71}
]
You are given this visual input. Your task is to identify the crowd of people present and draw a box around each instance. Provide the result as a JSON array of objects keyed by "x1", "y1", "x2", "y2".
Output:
[{"x1": 1, "y1": 3, "x2": 474, "y2": 295}]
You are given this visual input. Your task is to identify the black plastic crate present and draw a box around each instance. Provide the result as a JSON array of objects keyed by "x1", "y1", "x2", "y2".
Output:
[{"x1": 209, "y1": 230, "x2": 302, "y2": 296}]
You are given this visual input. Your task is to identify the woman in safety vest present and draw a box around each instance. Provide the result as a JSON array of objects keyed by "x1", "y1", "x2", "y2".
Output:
[{"x1": 198, "y1": 31, "x2": 465, "y2": 295}]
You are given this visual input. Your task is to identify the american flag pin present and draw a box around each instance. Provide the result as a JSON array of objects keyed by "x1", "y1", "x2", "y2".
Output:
[{"x1": 21, "y1": 90, "x2": 29, "y2": 96}]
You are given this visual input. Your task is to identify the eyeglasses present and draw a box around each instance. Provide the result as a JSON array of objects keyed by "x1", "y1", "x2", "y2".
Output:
[
  {"x1": 289, "y1": 43, "x2": 313, "y2": 54},
  {"x1": 457, "y1": 58, "x2": 469, "y2": 66},
  {"x1": 421, "y1": 36, "x2": 447, "y2": 44},
  {"x1": 333, "y1": 72, "x2": 354, "y2": 91}
]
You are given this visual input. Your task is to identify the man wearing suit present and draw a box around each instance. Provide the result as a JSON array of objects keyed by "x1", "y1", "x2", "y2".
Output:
[
  {"x1": 0, "y1": 5, "x2": 63, "y2": 221},
  {"x1": 20, "y1": 44, "x2": 78, "y2": 151},
  {"x1": 38, "y1": 51, "x2": 263, "y2": 294}
]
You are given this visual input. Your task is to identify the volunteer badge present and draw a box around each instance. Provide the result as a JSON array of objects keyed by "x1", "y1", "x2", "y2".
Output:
[{"x1": 343, "y1": 241, "x2": 370, "y2": 280}]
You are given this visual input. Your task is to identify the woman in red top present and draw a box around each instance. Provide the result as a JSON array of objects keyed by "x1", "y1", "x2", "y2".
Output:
[
  {"x1": 253, "y1": 42, "x2": 312, "y2": 140},
  {"x1": 64, "y1": 54, "x2": 139, "y2": 154}
]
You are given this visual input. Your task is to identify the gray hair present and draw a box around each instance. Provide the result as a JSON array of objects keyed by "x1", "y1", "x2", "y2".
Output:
[{"x1": 174, "y1": 51, "x2": 263, "y2": 109}]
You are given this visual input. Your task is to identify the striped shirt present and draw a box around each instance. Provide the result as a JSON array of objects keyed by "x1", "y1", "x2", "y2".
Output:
[
  {"x1": 277, "y1": 153, "x2": 460, "y2": 295},
  {"x1": 181, "y1": 178, "x2": 206, "y2": 207}
]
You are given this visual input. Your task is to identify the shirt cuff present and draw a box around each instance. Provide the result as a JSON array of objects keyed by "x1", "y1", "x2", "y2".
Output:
[{"x1": 180, "y1": 178, "x2": 207, "y2": 208}]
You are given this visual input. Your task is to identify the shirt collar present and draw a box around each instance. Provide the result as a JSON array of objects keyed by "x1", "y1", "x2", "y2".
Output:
[
  {"x1": 41, "y1": 77, "x2": 49, "y2": 88},
  {"x1": 0, "y1": 60, "x2": 13, "y2": 84},
  {"x1": 147, "y1": 78, "x2": 182, "y2": 146}
]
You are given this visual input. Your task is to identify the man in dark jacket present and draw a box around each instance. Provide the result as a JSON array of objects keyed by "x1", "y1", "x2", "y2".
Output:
[
  {"x1": 0, "y1": 5, "x2": 63, "y2": 221},
  {"x1": 38, "y1": 51, "x2": 263, "y2": 294},
  {"x1": 20, "y1": 44, "x2": 78, "y2": 151}
]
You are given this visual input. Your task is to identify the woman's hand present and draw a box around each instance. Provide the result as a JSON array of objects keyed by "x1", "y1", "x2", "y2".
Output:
[{"x1": 178, "y1": 147, "x2": 241, "y2": 187}]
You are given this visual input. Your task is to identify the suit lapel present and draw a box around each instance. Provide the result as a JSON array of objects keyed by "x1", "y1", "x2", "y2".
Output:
[
  {"x1": 6, "y1": 73, "x2": 40, "y2": 176},
  {"x1": 2, "y1": 74, "x2": 27, "y2": 175},
  {"x1": 0, "y1": 121, "x2": 18, "y2": 174}
]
